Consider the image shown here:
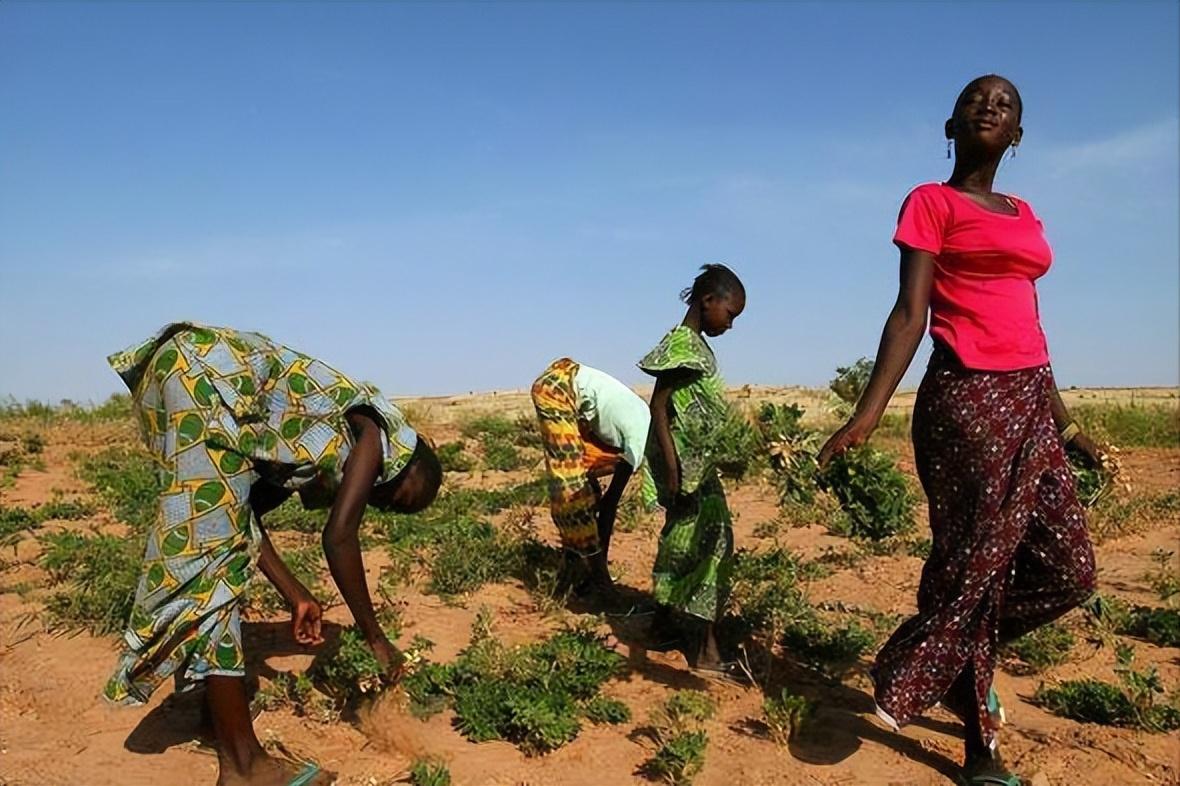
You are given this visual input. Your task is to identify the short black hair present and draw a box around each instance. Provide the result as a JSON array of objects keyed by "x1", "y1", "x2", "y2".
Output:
[
  {"x1": 955, "y1": 74, "x2": 1023, "y2": 122},
  {"x1": 679, "y1": 263, "x2": 745, "y2": 305}
]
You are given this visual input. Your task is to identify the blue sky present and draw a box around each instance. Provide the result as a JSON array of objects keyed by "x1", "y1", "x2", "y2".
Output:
[{"x1": 1, "y1": 1, "x2": 1177, "y2": 402}]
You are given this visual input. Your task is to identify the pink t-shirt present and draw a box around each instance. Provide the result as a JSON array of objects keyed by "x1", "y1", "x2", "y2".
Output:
[{"x1": 894, "y1": 182, "x2": 1053, "y2": 371}]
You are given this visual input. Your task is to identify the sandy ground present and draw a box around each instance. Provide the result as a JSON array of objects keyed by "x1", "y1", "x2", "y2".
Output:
[{"x1": 1, "y1": 389, "x2": 1178, "y2": 786}]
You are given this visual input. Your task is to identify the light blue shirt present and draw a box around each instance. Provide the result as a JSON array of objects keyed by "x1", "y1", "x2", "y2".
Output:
[{"x1": 573, "y1": 364, "x2": 651, "y2": 470}]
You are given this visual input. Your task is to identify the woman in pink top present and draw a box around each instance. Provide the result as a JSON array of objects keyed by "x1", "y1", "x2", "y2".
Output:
[{"x1": 818, "y1": 75, "x2": 1105, "y2": 786}]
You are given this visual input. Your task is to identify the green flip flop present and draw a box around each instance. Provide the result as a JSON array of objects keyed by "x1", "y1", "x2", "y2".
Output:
[
  {"x1": 287, "y1": 762, "x2": 322, "y2": 786},
  {"x1": 954, "y1": 773, "x2": 1021, "y2": 786}
]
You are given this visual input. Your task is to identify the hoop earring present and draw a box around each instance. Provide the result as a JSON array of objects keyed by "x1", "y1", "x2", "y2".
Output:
[{"x1": 946, "y1": 140, "x2": 952, "y2": 159}]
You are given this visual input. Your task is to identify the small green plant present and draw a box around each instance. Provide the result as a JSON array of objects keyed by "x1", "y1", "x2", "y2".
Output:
[
  {"x1": 481, "y1": 436, "x2": 523, "y2": 471},
  {"x1": 1067, "y1": 444, "x2": 1113, "y2": 508},
  {"x1": 819, "y1": 445, "x2": 914, "y2": 541},
  {"x1": 729, "y1": 548, "x2": 813, "y2": 641},
  {"x1": 583, "y1": 695, "x2": 632, "y2": 725},
  {"x1": 641, "y1": 691, "x2": 716, "y2": 785},
  {"x1": 830, "y1": 358, "x2": 874, "y2": 406},
  {"x1": 677, "y1": 403, "x2": 760, "y2": 481},
  {"x1": 1087, "y1": 594, "x2": 1180, "y2": 648},
  {"x1": 1003, "y1": 623, "x2": 1075, "y2": 672},
  {"x1": 756, "y1": 403, "x2": 820, "y2": 504},
  {"x1": 0, "y1": 505, "x2": 38, "y2": 543},
  {"x1": 76, "y1": 447, "x2": 162, "y2": 531},
  {"x1": 1145, "y1": 549, "x2": 1180, "y2": 604},
  {"x1": 436, "y1": 441, "x2": 475, "y2": 472},
  {"x1": 21, "y1": 432, "x2": 45, "y2": 455},
  {"x1": 406, "y1": 758, "x2": 452, "y2": 786},
  {"x1": 312, "y1": 625, "x2": 396, "y2": 706},
  {"x1": 402, "y1": 626, "x2": 624, "y2": 755},
  {"x1": 781, "y1": 615, "x2": 875, "y2": 675},
  {"x1": 762, "y1": 687, "x2": 815, "y2": 743},
  {"x1": 1035, "y1": 644, "x2": 1180, "y2": 732},
  {"x1": 1089, "y1": 489, "x2": 1180, "y2": 542},
  {"x1": 1072, "y1": 403, "x2": 1179, "y2": 448},
  {"x1": 40, "y1": 531, "x2": 141, "y2": 635}
]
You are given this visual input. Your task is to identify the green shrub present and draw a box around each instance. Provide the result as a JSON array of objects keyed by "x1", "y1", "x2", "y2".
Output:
[
  {"x1": 677, "y1": 404, "x2": 760, "y2": 481},
  {"x1": 1089, "y1": 489, "x2": 1180, "y2": 542},
  {"x1": 76, "y1": 447, "x2": 162, "y2": 531},
  {"x1": 729, "y1": 548, "x2": 813, "y2": 639},
  {"x1": 819, "y1": 446, "x2": 914, "y2": 541},
  {"x1": 1003, "y1": 623, "x2": 1075, "y2": 672},
  {"x1": 583, "y1": 695, "x2": 632, "y2": 725},
  {"x1": 436, "y1": 441, "x2": 475, "y2": 472},
  {"x1": 762, "y1": 688, "x2": 815, "y2": 743},
  {"x1": 40, "y1": 531, "x2": 140, "y2": 635},
  {"x1": 402, "y1": 626, "x2": 624, "y2": 755},
  {"x1": 0, "y1": 505, "x2": 38, "y2": 543},
  {"x1": 481, "y1": 437, "x2": 522, "y2": 471},
  {"x1": 312, "y1": 625, "x2": 396, "y2": 706},
  {"x1": 407, "y1": 759, "x2": 452, "y2": 786},
  {"x1": 1088, "y1": 594, "x2": 1180, "y2": 648},
  {"x1": 1073, "y1": 403, "x2": 1179, "y2": 448},
  {"x1": 21, "y1": 432, "x2": 45, "y2": 455},
  {"x1": 781, "y1": 616, "x2": 875, "y2": 674},
  {"x1": 641, "y1": 691, "x2": 716, "y2": 785},
  {"x1": 260, "y1": 497, "x2": 326, "y2": 533},
  {"x1": 830, "y1": 358, "x2": 874, "y2": 405},
  {"x1": 1035, "y1": 644, "x2": 1180, "y2": 732},
  {"x1": 460, "y1": 414, "x2": 518, "y2": 441},
  {"x1": 756, "y1": 403, "x2": 820, "y2": 504}
]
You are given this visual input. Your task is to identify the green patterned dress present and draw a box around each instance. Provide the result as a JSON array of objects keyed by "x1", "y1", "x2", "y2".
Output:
[
  {"x1": 103, "y1": 323, "x2": 418, "y2": 705},
  {"x1": 639, "y1": 325, "x2": 734, "y2": 622}
]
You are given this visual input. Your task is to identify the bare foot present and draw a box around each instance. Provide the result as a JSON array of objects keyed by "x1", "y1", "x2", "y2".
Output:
[{"x1": 217, "y1": 754, "x2": 335, "y2": 786}]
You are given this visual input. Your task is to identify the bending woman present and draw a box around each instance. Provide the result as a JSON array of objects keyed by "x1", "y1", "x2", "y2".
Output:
[
  {"x1": 531, "y1": 358, "x2": 651, "y2": 595},
  {"x1": 103, "y1": 322, "x2": 441, "y2": 786},
  {"x1": 818, "y1": 76, "x2": 1102, "y2": 786}
]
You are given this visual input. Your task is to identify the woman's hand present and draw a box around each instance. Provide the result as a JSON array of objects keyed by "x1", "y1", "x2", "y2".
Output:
[
  {"x1": 817, "y1": 416, "x2": 877, "y2": 467},
  {"x1": 1069, "y1": 431, "x2": 1107, "y2": 472},
  {"x1": 368, "y1": 634, "x2": 408, "y2": 684},
  {"x1": 290, "y1": 591, "x2": 324, "y2": 646}
]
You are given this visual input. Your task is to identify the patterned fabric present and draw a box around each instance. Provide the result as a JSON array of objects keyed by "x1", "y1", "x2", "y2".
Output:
[
  {"x1": 639, "y1": 326, "x2": 734, "y2": 621},
  {"x1": 531, "y1": 358, "x2": 620, "y2": 555},
  {"x1": 104, "y1": 323, "x2": 417, "y2": 705},
  {"x1": 872, "y1": 346, "x2": 1096, "y2": 749}
]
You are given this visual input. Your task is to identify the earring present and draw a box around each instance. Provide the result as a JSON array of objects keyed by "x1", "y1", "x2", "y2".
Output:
[
  {"x1": 1010, "y1": 145, "x2": 1018, "y2": 159},
  {"x1": 946, "y1": 140, "x2": 952, "y2": 159}
]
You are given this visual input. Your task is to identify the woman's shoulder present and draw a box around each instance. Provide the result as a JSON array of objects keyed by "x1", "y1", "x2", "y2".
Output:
[
  {"x1": 901, "y1": 181, "x2": 953, "y2": 206},
  {"x1": 639, "y1": 326, "x2": 715, "y2": 376}
]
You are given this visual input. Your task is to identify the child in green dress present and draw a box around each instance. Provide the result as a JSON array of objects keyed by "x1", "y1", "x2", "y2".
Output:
[{"x1": 640, "y1": 264, "x2": 746, "y2": 672}]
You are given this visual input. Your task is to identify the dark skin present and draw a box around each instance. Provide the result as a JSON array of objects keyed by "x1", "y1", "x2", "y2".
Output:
[
  {"x1": 583, "y1": 461, "x2": 634, "y2": 590},
  {"x1": 817, "y1": 76, "x2": 1104, "y2": 778},
  {"x1": 649, "y1": 288, "x2": 745, "y2": 669},
  {"x1": 206, "y1": 409, "x2": 437, "y2": 786}
]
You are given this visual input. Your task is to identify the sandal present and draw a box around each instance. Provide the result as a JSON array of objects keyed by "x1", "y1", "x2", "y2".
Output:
[
  {"x1": 286, "y1": 762, "x2": 323, "y2": 786},
  {"x1": 954, "y1": 757, "x2": 1021, "y2": 786}
]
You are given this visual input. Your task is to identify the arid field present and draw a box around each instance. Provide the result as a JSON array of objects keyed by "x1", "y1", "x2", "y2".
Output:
[{"x1": 1, "y1": 386, "x2": 1177, "y2": 786}]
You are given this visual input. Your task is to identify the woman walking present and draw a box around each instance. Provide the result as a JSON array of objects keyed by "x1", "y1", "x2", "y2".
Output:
[{"x1": 818, "y1": 76, "x2": 1103, "y2": 786}]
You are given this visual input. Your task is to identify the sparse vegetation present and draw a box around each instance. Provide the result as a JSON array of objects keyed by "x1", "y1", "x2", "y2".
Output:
[
  {"x1": 762, "y1": 687, "x2": 815, "y2": 743},
  {"x1": 1088, "y1": 594, "x2": 1180, "y2": 648},
  {"x1": 403, "y1": 624, "x2": 625, "y2": 755},
  {"x1": 436, "y1": 441, "x2": 476, "y2": 472},
  {"x1": 755, "y1": 403, "x2": 819, "y2": 504},
  {"x1": 76, "y1": 447, "x2": 161, "y2": 531},
  {"x1": 640, "y1": 690, "x2": 716, "y2": 785},
  {"x1": 40, "y1": 530, "x2": 140, "y2": 635},
  {"x1": 1072, "y1": 403, "x2": 1179, "y2": 448},
  {"x1": 406, "y1": 758, "x2": 452, "y2": 786},
  {"x1": 1003, "y1": 623, "x2": 1076, "y2": 672},
  {"x1": 1035, "y1": 644, "x2": 1180, "y2": 732}
]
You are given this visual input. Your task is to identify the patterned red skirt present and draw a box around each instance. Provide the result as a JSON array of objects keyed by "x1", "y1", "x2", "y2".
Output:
[{"x1": 872, "y1": 346, "x2": 1096, "y2": 749}]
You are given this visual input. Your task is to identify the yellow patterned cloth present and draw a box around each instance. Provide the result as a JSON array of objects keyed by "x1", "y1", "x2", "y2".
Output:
[
  {"x1": 104, "y1": 323, "x2": 417, "y2": 705},
  {"x1": 530, "y1": 358, "x2": 620, "y2": 556}
]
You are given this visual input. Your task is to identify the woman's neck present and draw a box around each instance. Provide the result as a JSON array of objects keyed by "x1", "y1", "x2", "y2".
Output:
[
  {"x1": 946, "y1": 148, "x2": 1004, "y2": 194},
  {"x1": 682, "y1": 303, "x2": 703, "y2": 334}
]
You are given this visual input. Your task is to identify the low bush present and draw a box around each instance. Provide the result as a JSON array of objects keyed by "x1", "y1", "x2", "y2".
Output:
[
  {"x1": 755, "y1": 403, "x2": 819, "y2": 505},
  {"x1": 481, "y1": 437, "x2": 523, "y2": 471},
  {"x1": 407, "y1": 759, "x2": 452, "y2": 786},
  {"x1": 40, "y1": 531, "x2": 141, "y2": 635},
  {"x1": 762, "y1": 688, "x2": 815, "y2": 743},
  {"x1": 403, "y1": 625, "x2": 625, "y2": 755},
  {"x1": 640, "y1": 690, "x2": 716, "y2": 785},
  {"x1": 1072, "y1": 403, "x2": 1179, "y2": 448},
  {"x1": 1003, "y1": 623, "x2": 1075, "y2": 672},
  {"x1": 1035, "y1": 644, "x2": 1180, "y2": 732},
  {"x1": 436, "y1": 442, "x2": 475, "y2": 473},
  {"x1": 829, "y1": 358, "x2": 874, "y2": 407},
  {"x1": 76, "y1": 447, "x2": 161, "y2": 531},
  {"x1": 1088, "y1": 594, "x2": 1180, "y2": 648},
  {"x1": 819, "y1": 446, "x2": 914, "y2": 541},
  {"x1": 677, "y1": 404, "x2": 760, "y2": 482},
  {"x1": 312, "y1": 625, "x2": 398, "y2": 707}
]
